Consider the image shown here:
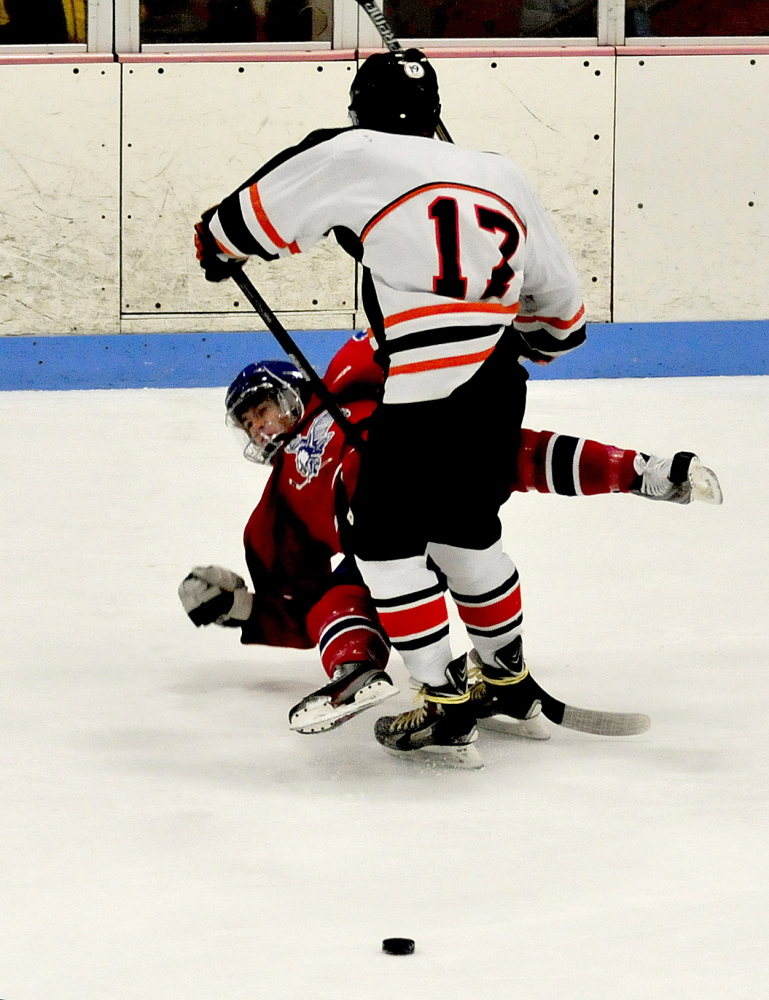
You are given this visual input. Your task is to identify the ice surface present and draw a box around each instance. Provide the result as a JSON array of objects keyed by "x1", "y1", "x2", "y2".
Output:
[{"x1": 1, "y1": 375, "x2": 767, "y2": 1000}]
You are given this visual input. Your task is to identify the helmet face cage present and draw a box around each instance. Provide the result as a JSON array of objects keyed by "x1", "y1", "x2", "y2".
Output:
[
  {"x1": 349, "y1": 49, "x2": 440, "y2": 136},
  {"x1": 225, "y1": 361, "x2": 307, "y2": 464}
]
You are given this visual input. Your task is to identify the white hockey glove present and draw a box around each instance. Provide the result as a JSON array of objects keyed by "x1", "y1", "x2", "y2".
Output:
[{"x1": 178, "y1": 566, "x2": 254, "y2": 628}]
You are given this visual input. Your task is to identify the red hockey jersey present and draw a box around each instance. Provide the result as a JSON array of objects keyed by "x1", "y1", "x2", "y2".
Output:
[{"x1": 239, "y1": 333, "x2": 382, "y2": 649}]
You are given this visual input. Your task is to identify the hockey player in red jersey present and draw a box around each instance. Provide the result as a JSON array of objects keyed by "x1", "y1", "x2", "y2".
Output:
[
  {"x1": 179, "y1": 333, "x2": 399, "y2": 735},
  {"x1": 179, "y1": 332, "x2": 722, "y2": 743},
  {"x1": 192, "y1": 49, "x2": 722, "y2": 767}
]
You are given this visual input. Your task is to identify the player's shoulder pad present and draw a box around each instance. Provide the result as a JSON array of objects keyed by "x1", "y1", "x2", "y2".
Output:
[
  {"x1": 240, "y1": 127, "x2": 354, "y2": 189},
  {"x1": 322, "y1": 333, "x2": 384, "y2": 400}
]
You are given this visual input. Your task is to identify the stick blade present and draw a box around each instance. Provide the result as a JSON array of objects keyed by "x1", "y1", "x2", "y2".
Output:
[{"x1": 560, "y1": 706, "x2": 651, "y2": 736}]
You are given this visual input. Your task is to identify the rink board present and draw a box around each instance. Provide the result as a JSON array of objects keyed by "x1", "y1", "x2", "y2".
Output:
[
  {"x1": 0, "y1": 320, "x2": 766, "y2": 390},
  {"x1": 0, "y1": 62, "x2": 121, "y2": 336},
  {"x1": 614, "y1": 52, "x2": 769, "y2": 323},
  {"x1": 120, "y1": 59, "x2": 356, "y2": 317}
]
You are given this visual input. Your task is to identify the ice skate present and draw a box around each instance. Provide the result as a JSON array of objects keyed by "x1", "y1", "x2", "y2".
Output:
[
  {"x1": 469, "y1": 640, "x2": 551, "y2": 740},
  {"x1": 289, "y1": 662, "x2": 399, "y2": 734},
  {"x1": 374, "y1": 654, "x2": 483, "y2": 769},
  {"x1": 630, "y1": 451, "x2": 722, "y2": 505}
]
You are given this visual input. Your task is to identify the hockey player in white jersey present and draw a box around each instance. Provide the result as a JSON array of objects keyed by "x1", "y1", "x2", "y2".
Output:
[{"x1": 194, "y1": 50, "x2": 719, "y2": 768}]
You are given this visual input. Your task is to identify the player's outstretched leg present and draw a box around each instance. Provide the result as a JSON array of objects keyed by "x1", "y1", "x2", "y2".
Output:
[
  {"x1": 374, "y1": 654, "x2": 482, "y2": 769},
  {"x1": 289, "y1": 661, "x2": 399, "y2": 734},
  {"x1": 630, "y1": 451, "x2": 723, "y2": 505},
  {"x1": 470, "y1": 638, "x2": 551, "y2": 740}
]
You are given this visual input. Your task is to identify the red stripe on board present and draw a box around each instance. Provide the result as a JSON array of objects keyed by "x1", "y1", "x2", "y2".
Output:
[
  {"x1": 357, "y1": 47, "x2": 613, "y2": 59},
  {"x1": 0, "y1": 54, "x2": 113, "y2": 65},
  {"x1": 616, "y1": 44, "x2": 769, "y2": 56},
  {"x1": 118, "y1": 51, "x2": 354, "y2": 63}
]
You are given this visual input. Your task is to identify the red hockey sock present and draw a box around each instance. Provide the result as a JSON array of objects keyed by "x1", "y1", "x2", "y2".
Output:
[
  {"x1": 306, "y1": 584, "x2": 391, "y2": 679},
  {"x1": 513, "y1": 429, "x2": 638, "y2": 496}
]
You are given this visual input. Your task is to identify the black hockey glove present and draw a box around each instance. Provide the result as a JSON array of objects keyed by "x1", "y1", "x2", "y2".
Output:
[
  {"x1": 178, "y1": 566, "x2": 254, "y2": 627},
  {"x1": 194, "y1": 206, "x2": 244, "y2": 283}
]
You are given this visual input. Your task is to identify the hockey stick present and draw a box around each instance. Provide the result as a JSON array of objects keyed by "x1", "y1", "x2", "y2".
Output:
[
  {"x1": 353, "y1": 0, "x2": 454, "y2": 143},
  {"x1": 230, "y1": 266, "x2": 367, "y2": 451},
  {"x1": 531, "y1": 678, "x2": 651, "y2": 736},
  {"x1": 470, "y1": 655, "x2": 650, "y2": 736}
]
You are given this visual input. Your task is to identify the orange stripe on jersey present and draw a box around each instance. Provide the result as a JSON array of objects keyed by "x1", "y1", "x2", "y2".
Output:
[
  {"x1": 248, "y1": 184, "x2": 301, "y2": 255},
  {"x1": 383, "y1": 301, "x2": 520, "y2": 330},
  {"x1": 360, "y1": 183, "x2": 528, "y2": 244},
  {"x1": 516, "y1": 303, "x2": 585, "y2": 331},
  {"x1": 389, "y1": 346, "x2": 496, "y2": 377}
]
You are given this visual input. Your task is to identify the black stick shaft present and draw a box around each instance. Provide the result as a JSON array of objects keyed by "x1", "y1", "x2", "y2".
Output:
[
  {"x1": 230, "y1": 267, "x2": 366, "y2": 451},
  {"x1": 356, "y1": 0, "x2": 402, "y2": 51},
  {"x1": 354, "y1": 0, "x2": 454, "y2": 143}
]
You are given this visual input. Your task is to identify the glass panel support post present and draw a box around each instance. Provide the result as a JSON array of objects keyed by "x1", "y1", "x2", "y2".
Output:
[
  {"x1": 88, "y1": 0, "x2": 114, "y2": 52},
  {"x1": 115, "y1": 0, "x2": 140, "y2": 53},
  {"x1": 598, "y1": 0, "x2": 625, "y2": 46}
]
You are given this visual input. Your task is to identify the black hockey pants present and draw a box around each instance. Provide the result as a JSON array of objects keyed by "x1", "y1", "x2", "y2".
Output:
[{"x1": 350, "y1": 329, "x2": 529, "y2": 561}]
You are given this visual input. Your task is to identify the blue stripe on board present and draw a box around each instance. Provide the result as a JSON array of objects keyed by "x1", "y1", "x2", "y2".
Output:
[
  {"x1": 0, "y1": 320, "x2": 767, "y2": 390},
  {"x1": 526, "y1": 320, "x2": 768, "y2": 380},
  {"x1": 0, "y1": 330, "x2": 352, "y2": 391}
]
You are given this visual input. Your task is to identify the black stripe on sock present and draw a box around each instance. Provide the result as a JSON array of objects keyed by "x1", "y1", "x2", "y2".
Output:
[
  {"x1": 465, "y1": 614, "x2": 523, "y2": 638},
  {"x1": 392, "y1": 624, "x2": 451, "y2": 651},
  {"x1": 374, "y1": 581, "x2": 446, "y2": 609},
  {"x1": 551, "y1": 435, "x2": 579, "y2": 497},
  {"x1": 451, "y1": 569, "x2": 519, "y2": 605}
]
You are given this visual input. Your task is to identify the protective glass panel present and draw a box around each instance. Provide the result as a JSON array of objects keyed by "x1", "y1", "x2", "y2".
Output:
[
  {"x1": 382, "y1": 0, "x2": 597, "y2": 40},
  {"x1": 627, "y1": 0, "x2": 769, "y2": 37},
  {"x1": 0, "y1": 0, "x2": 87, "y2": 42},
  {"x1": 140, "y1": 0, "x2": 332, "y2": 44}
]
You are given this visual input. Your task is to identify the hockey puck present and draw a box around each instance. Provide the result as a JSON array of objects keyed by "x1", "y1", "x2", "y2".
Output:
[{"x1": 382, "y1": 937, "x2": 415, "y2": 955}]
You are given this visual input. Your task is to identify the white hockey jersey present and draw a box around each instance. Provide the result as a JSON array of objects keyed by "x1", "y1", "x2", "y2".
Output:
[{"x1": 209, "y1": 128, "x2": 585, "y2": 404}]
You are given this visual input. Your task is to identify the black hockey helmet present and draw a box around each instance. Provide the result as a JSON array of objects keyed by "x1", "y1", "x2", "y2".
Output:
[{"x1": 348, "y1": 48, "x2": 440, "y2": 136}]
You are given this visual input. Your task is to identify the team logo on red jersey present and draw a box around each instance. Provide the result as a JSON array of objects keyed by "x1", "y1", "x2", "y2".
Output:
[{"x1": 285, "y1": 410, "x2": 344, "y2": 487}]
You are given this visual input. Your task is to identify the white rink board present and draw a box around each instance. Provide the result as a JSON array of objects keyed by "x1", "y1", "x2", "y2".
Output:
[
  {"x1": 437, "y1": 54, "x2": 615, "y2": 323},
  {"x1": 121, "y1": 60, "x2": 357, "y2": 319},
  {"x1": 614, "y1": 53, "x2": 769, "y2": 323},
  {"x1": 0, "y1": 63, "x2": 120, "y2": 335},
  {"x1": 2, "y1": 53, "x2": 769, "y2": 337}
]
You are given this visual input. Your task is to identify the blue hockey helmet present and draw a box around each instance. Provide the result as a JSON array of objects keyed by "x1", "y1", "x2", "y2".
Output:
[
  {"x1": 225, "y1": 360, "x2": 310, "y2": 464},
  {"x1": 349, "y1": 48, "x2": 440, "y2": 137}
]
